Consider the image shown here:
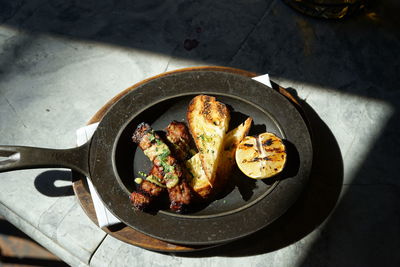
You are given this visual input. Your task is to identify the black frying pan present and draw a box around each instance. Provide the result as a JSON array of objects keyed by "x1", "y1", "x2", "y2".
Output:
[{"x1": 0, "y1": 69, "x2": 312, "y2": 245}]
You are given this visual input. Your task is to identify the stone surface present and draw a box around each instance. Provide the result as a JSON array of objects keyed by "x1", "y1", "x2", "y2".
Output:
[
  {"x1": 0, "y1": 0, "x2": 399, "y2": 266},
  {"x1": 0, "y1": 170, "x2": 104, "y2": 266}
]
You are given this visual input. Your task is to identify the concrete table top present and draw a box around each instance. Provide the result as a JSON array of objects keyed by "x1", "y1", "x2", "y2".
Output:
[{"x1": 0, "y1": 0, "x2": 399, "y2": 266}]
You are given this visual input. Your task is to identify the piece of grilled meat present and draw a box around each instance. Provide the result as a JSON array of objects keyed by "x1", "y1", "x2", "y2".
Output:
[
  {"x1": 129, "y1": 191, "x2": 151, "y2": 210},
  {"x1": 129, "y1": 166, "x2": 164, "y2": 210},
  {"x1": 168, "y1": 181, "x2": 192, "y2": 211},
  {"x1": 140, "y1": 167, "x2": 164, "y2": 196},
  {"x1": 165, "y1": 121, "x2": 195, "y2": 162},
  {"x1": 132, "y1": 122, "x2": 192, "y2": 212}
]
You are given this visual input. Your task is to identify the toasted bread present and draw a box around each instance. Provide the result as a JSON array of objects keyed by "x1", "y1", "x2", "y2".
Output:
[
  {"x1": 186, "y1": 153, "x2": 211, "y2": 199},
  {"x1": 214, "y1": 117, "x2": 253, "y2": 190},
  {"x1": 186, "y1": 117, "x2": 253, "y2": 199},
  {"x1": 187, "y1": 95, "x2": 230, "y2": 186}
]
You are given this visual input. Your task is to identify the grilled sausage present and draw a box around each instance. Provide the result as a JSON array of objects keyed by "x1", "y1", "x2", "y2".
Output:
[{"x1": 132, "y1": 123, "x2": 192, "y2": 212}]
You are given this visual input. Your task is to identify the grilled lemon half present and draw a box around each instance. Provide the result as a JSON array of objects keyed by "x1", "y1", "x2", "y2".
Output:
[{"x1": 235, "y1": 132, "x2": 287, "y2": 179}]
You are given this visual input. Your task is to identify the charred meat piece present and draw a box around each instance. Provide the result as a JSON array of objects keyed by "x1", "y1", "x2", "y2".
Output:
[
  {"x1": 147, "y1": 164, "x2": 191, "y2": 212},
  {"x1": 132, "y1": 123, "x2": 192, "y2": 212},
  {"x1": 140, "y1": 166, "x2": 165, "y2": 197},
  {"x1": 132, "y1": 123, "x2": 181, "y2": 188},
  {"x1": 165, "y1": 121, "x2": 195, "y2": 162},
  {"x1": 168, "y1": 180, "x2": 192, "y2": 212},
  {"x1": 150, "y1": 156, "x2": 192, "y2": 212},
  {"x1": 139, "y1": 180, "x2": 163, "y2": 197},
  {"x1": 129, "y1": 191, "x2": 151, "y2": 210},
  {"x1": 129, "y1": 167, "x2": 165, "y2": 211}
]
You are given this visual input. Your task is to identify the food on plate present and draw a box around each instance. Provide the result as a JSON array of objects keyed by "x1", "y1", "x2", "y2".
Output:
[
  {"x1": 129, "y1": 165, "x2": 165, "y2": 210},
  {"x1": 165, "y1": 121, "x2": 195, "y2": 162},
  {"x1": 187, "y1": 95, "x2": 230, "y2": 192},
  {"x1": 186, "y1": 117, "x2": 252, "y2": 199},
  {"x1": 215, "y1": 117, "x2": 253, "y2": 190},
  {"x1": 130, "y1": 94, "x2": 287, "y2": 212},
  {"x1": 131, "y1": 122, "x2": 192, "y2": 212},
  {"x1": 235, "y1": 132, "x2": 287, "y2": 179},
  {"x1": 185, "y1": 153, "x2": 210, "y2": 199},
  {"x1": 129, "y1": 191, "x2": 151, "y2": 210}
]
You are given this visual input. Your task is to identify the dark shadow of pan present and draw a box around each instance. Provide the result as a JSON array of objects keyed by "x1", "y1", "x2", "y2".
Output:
[{"x1": 34, "y1": 170, "x2": 74, "y2": 197}]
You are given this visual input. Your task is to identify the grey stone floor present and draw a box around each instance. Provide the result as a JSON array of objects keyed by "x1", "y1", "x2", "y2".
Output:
[{"x1": 0, "y1": 0, "x2": 399, "y2": 266}]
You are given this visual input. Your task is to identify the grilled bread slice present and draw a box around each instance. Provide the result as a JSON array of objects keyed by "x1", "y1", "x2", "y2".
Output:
[
  {"x1": 186, "y1": 117, "x2": 252, "y2": 199},
  {"x1": 186, "y1": 153, "x2": 211, "y2": 199},
  {"x1": 187, "y1": 95, "x2": 230, "y2": 186},
  {"x1": 214, "y1": 117, "x2": 253, "y2": 190}
]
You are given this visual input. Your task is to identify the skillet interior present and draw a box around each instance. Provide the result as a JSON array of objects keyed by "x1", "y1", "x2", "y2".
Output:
[
  {"x1": 88, "y1": 70, "x2": 312, "y2": 245},
  {"x1": 115, "y1": 94, "x2": 284, "y2": 217}
]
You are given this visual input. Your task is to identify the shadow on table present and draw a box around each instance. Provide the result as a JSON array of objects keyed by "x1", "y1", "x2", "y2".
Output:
[
  {"x1": 1, "y1": 256, "x2": 68, "y2": 266},
  {"x1": 0, "y1": 218, "x2": 30, "y2": 239},
  {"x1": 34, "y1": 170, "x2": 74, "y2": 197},
  {"x1": 178, "y1": 94, "x2": 344, "y2": 257},
  {"x1": 0, "y1": 218, "x2": 69, "y2": 266}
]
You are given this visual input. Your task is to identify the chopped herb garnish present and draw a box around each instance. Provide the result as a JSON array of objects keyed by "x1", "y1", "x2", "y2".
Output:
[
  {"x1": 156, "y1": 139, "x2": 163, "y2": 145},
  {"x1": 199, "y1": 134, "x2": 213, "y2": 142},
  {"x1": 138, "y1": 171, "x2": 147, "y2": 177},
  {"x1": 146, "y1": 175, "x2": 166, "y2": 188},
  {"x1": 158, "y1": 149, "x2": 170, "y2": 159},
  {"x1": 148, "y1": 134, "x2": 156, "y2": 142},
  {"x1": 165, "y1": 175, "x2": 179, "y2": 188},
  {"x1": 159, "y1": 160, "x2": 172, "y2": 173}
]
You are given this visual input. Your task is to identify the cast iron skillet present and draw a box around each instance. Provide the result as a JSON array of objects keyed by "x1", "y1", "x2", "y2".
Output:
[{"x1": 0, "y1": 70, "x2": 312, "y2": 245}]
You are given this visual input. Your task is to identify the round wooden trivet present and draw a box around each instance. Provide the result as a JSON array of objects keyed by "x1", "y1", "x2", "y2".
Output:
[{"x1": 72, "y1": 66, "x2": 303, "y2": 252}]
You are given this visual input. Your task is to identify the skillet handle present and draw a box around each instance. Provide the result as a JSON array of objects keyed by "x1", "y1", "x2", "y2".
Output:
[{"x1": 0, "y1": 143, "x2": 90, "y2": 177}]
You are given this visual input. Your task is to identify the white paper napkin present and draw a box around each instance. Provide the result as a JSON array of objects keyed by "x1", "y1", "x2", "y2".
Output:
[
  {"x1": 252, "y1": 73, "x2": 272, "y2": 88},
  {"x1": 76, "y1": 74, "x2": 272, "y2": 228},
  {"x1": 76, "y1": 123, "x2": 120, "y2": 227}
]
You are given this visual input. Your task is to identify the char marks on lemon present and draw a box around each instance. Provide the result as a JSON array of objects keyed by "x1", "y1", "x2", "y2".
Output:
[{"x1": 236, "y1": 132, "x2": 287, "y2": 179}]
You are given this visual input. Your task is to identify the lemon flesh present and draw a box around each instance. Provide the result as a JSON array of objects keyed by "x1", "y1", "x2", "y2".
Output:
[{"x1": 235, "y1": 133, "x2": 287, "y2": 179}]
